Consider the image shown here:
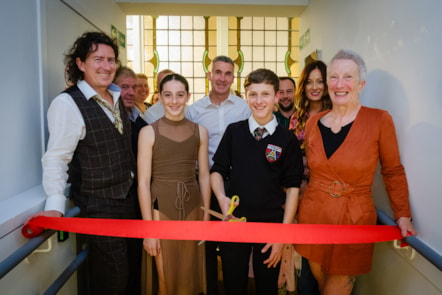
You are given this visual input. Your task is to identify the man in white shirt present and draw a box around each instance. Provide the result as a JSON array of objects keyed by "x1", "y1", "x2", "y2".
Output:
[
  {"x1": 187, "y1": 55, "x2": 251, "y2": 295},
  {"x1": 28, "y1": 32, "x2": 138, "y2": 295}
]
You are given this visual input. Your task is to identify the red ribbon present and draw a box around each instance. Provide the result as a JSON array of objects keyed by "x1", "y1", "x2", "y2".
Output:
[{"x1": 22, "y1": 216, "x2": 406, "y2": 244}]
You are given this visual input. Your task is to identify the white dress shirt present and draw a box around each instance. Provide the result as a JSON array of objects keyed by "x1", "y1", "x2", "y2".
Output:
[
  {"x1": 187, "y1": 94, "x2": 251, "y2": 167},
  {"x1": 141, "y1": 101, "x2": 165, "y2": 124},
  {"x1": 42, "y1": 80, "x2": 121, "y2": 214}
]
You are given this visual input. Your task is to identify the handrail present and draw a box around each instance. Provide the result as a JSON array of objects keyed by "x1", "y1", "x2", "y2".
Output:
[
  {"x1": 0, "y1": 206, "x2": 81, "y2": 279},
  {"x1": 2, "y1": 207, "x2": 439, "y2": 285},
  {"x1": 42, "y1": 247, "x2": 89, "y2": 295},
  {"x1": 377, "y1": 209, "x2": 442, "y2": 271}
]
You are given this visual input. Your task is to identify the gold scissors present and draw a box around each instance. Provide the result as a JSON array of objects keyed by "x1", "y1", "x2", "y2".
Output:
[
  {"x1": 223, "y1": 195, "x2": 246, "y2": 222},
  {"x1": 201, "y1": 195, "x2": 246, "y2": 222},
  {"x1": 199, "y1": 195, "x2": 246, "y2": 245}
]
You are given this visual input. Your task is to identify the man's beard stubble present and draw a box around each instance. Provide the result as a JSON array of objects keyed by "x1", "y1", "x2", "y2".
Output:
[{"x1": 278, "y1": 101, "x2": 294, "y2": 112}]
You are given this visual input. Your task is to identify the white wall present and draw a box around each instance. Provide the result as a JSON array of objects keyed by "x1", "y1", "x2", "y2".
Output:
[
  {"x1": 1, "y1": 0, "x2": 440, "y2": 293},
  {"x1": 0, "y1": 1, "x2": 43, "y2": 203},
  {"x1": 299, "y1": 0, "x2": 442, "y2": 294},
  {"x1": 0, "y1": 0, "x2": 126, "y2": 294}
]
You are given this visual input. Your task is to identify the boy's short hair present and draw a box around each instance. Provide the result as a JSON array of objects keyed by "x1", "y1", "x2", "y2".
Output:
[{"x1": 244, "y1": 68, "x2": 279, "y2": 93}]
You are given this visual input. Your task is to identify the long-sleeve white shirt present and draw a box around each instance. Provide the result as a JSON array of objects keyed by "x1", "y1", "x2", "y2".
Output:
[
  {"x1": 187, "y1": 94, "x2": 251, "y2": 167},
  {"x1": 141, "y1": 101, "x2": 164, "y2": 124},
  {"x1": 42, "y1": 80, "x2": 121, "y2": 214}
]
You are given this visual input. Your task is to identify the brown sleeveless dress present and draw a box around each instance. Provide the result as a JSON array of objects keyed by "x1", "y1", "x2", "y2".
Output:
[{"x1": 150, "y1": 116, "x2": 205, "y2": 295}]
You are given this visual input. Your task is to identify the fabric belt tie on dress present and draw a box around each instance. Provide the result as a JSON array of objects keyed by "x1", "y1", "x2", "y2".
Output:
[
  {"x1": 308, "y1": 178, "x2": 373, "y2": 224},
  {"x1": 175, "y1": 181, "x2": 191, "y2": 220},
  {"x1": 152, "y1": 176, "x2": 193, "y2": 220},
  {"x1": 308, "y1": 178, "x2": 372, "y2": 198}
]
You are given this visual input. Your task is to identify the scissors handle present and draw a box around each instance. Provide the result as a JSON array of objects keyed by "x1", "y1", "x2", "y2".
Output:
[
  {"x1": 225, "y1": 216, "x2": 247, "y2": 222},
  {"x1": 226, "y1": 195, "x2": 240, "y2": 216},
  {"x1": 198, "y1": 197, "x2": 245, "y2": 246}
]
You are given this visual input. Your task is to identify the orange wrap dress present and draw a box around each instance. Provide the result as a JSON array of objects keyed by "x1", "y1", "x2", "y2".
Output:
[{"x1": 295, "y1": 106, "x2": 412, "y2": 275}]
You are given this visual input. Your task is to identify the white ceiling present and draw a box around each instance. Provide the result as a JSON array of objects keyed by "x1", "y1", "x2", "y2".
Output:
[{"x1": 116, "y1": 0, "x2": 308, "y2": 17}]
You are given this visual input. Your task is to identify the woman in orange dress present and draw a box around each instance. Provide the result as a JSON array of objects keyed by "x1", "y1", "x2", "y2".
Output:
[{"x1": 295, "y1": 49, "x2": 417, "y2": 295}]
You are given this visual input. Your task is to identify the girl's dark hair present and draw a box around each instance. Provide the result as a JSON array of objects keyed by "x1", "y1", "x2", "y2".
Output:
[
  {"x1": 159, "y1": 73, "x2": 189, "y2": 93},
  {"x1": 64, "y1": 31, "x2": 120, "y2": 85}
]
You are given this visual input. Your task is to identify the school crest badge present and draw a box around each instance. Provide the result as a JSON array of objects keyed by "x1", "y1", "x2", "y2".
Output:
[{"x1": 265, "y1": 144, "x2": 282, "y2": 162}]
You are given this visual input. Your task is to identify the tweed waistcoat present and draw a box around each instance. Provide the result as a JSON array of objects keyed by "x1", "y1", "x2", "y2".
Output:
[{"x1": 66, "y1": 85, "x2": 135, "y2": 199}]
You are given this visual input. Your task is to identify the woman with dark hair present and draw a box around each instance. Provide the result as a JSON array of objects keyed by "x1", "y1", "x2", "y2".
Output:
[
  {"x1": 137, "y1": 73, "x2": 210, "y2": 295},
  {"x1": 289, "y1": 60, "x2": 332, "y2": 194},
  {"x1": 280, "y1": 61, "x2": 332, "y2": 295},
  {"x1": 290, "y1": 60, "x2": 331, "y2": 155}
]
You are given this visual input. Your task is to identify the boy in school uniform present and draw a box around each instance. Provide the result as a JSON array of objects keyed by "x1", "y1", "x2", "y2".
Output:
[{"x1": 210, "y1": 68, "x2": 304, "y2": 295}]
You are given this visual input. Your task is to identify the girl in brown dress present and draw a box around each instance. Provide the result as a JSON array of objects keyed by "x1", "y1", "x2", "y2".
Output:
[
  {"x1": 295, "y1": 50, "x2": 417, "y2": 295},
  {"x1": 138, "y1": 73, "x2": 210, "y2": 295}
]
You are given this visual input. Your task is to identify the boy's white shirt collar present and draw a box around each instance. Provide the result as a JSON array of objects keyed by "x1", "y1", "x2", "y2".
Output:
[{"x1": 248, "y1": 115, "x2": 278, "y2": 136}]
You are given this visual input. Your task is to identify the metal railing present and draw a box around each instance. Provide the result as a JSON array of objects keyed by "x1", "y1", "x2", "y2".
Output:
[
  {"x1": 0, "y1": 206, "x2": 88, "y2": 295},
  {"x1": 377, "y1": 209, "x2": 442, "y2": 271},
  {"x1": 1, "y1": 206, "x2": 440, "y2": 293},
  {"x1": 43, "y1": 247, "x2": 89, "y2": 295}
]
